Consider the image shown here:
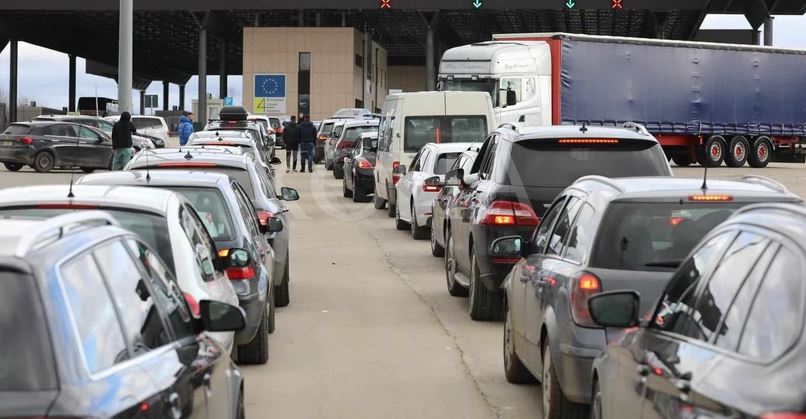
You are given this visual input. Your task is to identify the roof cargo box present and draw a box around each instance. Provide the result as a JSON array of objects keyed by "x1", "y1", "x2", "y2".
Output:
[{"x1": 218, "y1": 106, "x2": 249, "y2": 121}]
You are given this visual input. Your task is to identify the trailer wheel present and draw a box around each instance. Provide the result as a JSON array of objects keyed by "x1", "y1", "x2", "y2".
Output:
[
  {"x1": 748, "y1": 137, "x2": 773, "y2": 168},
  {"x1": 725, "y1": 136, "x2": 749, "y2": 167},
  {"x1": 699, "y1": 136, "x2": 726, "y2": 167},
  {"x1": 672, "y1": 155, "x2": 693, "y2": 167}
]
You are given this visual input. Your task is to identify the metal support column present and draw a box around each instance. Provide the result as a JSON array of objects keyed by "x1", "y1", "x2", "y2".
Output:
[
  {"x1": 68, "y1": 54, "x2": 77, "y2": 112},
  {"x1": 752, "y1": 29, "x2": 761, "y2": 45},
  {"x1": 118, "y1": 0, "x2": 133, "y2": 113},
  {"x1": 425, "y1": 14, "x2": 438, "y2": 91},
  {"x1": 179, "y1": 85, "x2": 186, "y2": 111},
  {"x1": 9, "y1": 39, "x2": 18, "y2": 122},
  {"x1": 763, "y1": 16, "x2": 774, "y2": 46},
  {"x1": 163, "y1": 81, "x2": 170, "y2": 110},
  {"x1": 219, "y1": 40, "x2": 227, "y2": 99},
  {"x1": 139, "y1": 90, "x2": 145, "y2": 115},
  {"x1": 198, "y1": 27, "x2": 208, "y2": 123}
]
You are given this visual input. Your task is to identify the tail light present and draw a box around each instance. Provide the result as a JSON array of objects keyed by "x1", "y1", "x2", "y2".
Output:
[
  {"x1": 18, "y1": 136, "x2": 33, "y2": 145},
  {"x1": 183, "y1": 292, "x2": 200, "y2": 317},
  {"x1": 256, "y1": 210, "x2": 273, "y2": 229},
  {"x1": 479, "y1": 200, "x2": 540, "y2": 226},
  {"x1": 570, "y1": 272, "x2": 602, "y2": 327},
  {"x1": 688, "y1": 194, "x2": 733, "y2": 202},
  {"x1": 356, "y1": 157, "x2": 373, "y2": 169},
  {"x1": 318, "y1": 134, "x2": 329, "y2": 142},
  {"x1": 392, "y1": 161, "x2": 401, "y2": 185},
  {"x1": 36, "y1": 203, "x2": 98, "y2": 210},
  {"x1": 558, "y1": 138, "x2": 619, "y2": 144},
  {"x1": 226, "y1": 264, "x2": 257, "y2": 280},
  {"x1": 435, "y1": 127, "x2": 441, "y2": 143},
  {"x1": 423, "y1": 184, "x2": 442, "y2": 192}
]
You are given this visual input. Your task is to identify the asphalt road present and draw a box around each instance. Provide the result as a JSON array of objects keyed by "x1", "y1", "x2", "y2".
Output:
[{"x1": 2, "y1": 157, "x2": 805, "y2": 419}]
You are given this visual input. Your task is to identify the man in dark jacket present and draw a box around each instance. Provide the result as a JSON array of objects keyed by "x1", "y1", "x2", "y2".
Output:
[
  {"x1": 283, "y1": 115, "x2": 300, "y2": 172},
  {"x1": 298, "y1": 115, "x2": 317, "y2": 173},
  {"x1": 111, "y1": 111, "x2": 137, "y2": 170}
]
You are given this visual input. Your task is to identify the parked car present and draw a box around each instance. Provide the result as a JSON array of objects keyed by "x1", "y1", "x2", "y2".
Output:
[
  {"x1": 342, "y1": 132, "x2": 378, "y2": 202},
  {"x1": 126, "y1": 147, "x2": 300, "y2": 307},
  {"x1": 37, "y1": 114, "x2": 164, "y2": 148},
  {"x1": 248, "y1": 114, "x2": 279, "y2": 147},
  {"x1": 374, "y1": 91, "x2": 496, "y2": 215},
  {"x1": 316, "y1": 119, "x2": 338, "y2": 163},
  {"x1": 490, "y1": 175, "x2": 801, "y2": 419},
  {"x1": 430, "y1": 148, "x2": 479, "y2": 257},
  {"x1": 588, "y1": 202, "x2": 806, "y2": 419},
  {"x1": 444, "y1": 124, "x2": 673, "y2": 321},
  {"x1": 207, "y1": 106, "x2": 275, "y2": 158},
  {"x1": 106, "y1": 114, "x2": 170, "y2": 147},
  {"x1": 324, "y1": 120, "x2": 347, "y2": 170},
  {"x1": 268, "y1": 116, "x2": 290, "y2": 147},
  {"x1": 332, "y1": 107, "x2": 373, "y2": 119},
  {"x1": 0, "y1": 211, "x2": 247, "y2": 419},
  {"x1": 0, "y1": 184, "x2": 243, "y2": 353},
  {"x1": 394, "y1": 142, "x2": 479, "y2": 239},
  {"x1": 188, "y1": 130, "x2": 275, "y2": 172},
  {"x1": 332, "y1": 119, "x2": 380, "y2": 179},
  {"x1": 0, "y1": 121, "x2": 116, "y2": 173}
]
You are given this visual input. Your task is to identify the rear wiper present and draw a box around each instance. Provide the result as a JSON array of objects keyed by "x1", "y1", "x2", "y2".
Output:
[{"x1": 644, "y1": 260, "x2": 682, "y2": 268}]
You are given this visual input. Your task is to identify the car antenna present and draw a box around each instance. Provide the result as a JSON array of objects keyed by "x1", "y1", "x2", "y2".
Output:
[
  {"x1": 67, "y1": 136, "x2": 78, "y2": 198},
  {"x1": 184, "y1": 149, "x2": 194, "y2": 160},
  {"x1": 701, "y1": 165, "x2": 708, "y2": 191},
  {"x1": 580, "y1": 121, "x2": 588, "y2": 134}
]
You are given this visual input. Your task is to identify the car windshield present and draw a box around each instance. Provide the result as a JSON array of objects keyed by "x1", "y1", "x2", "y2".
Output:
[
  {"x1": 163, "y1": 187, "x2": 236, "y2": 241},
  {"x1": 441, "y1": 79, "x2": 498, "y2": 106},
  {"x1": 435, "y1": 152, "x2": 461, "y2": 175},
  {"x1": 592, "y1": 202, "x2": 743, "y2": 271},
  {"x1": 320, "y1": 122, "x2": 334, "y2": 135},
  {"x1": 507, "y1": 140, "x2": 670, "y2": 187},
  {"x1": 0, "y1": 208, "x2": 175, "y2": 272},
  {"x1": 0, "y1": 269, "x2": 57, "y2": 391},
  {"x1": 404, "y1": 116, "x2": 487, "y2": 152}
]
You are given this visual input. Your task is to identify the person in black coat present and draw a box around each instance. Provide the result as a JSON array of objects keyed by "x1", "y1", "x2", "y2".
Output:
[
  {"x1": 283, "y1": 116, "x2": 300, "y2": 172},
  {"x1": 111, "y1": 111, "x2": 137, "y2": 170},
  {"x1": 298, "y1": 115, "x2": 317, "y2": 173}
]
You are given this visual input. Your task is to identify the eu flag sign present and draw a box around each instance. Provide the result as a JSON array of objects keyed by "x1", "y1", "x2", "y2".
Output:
[{"x1": 255, "y1": 74, "x2": 286, "y2": 98}]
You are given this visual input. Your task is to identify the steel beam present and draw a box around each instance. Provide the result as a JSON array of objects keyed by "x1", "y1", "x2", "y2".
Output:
[
  {"x1": 219, "y1": 39, "x2": 227, "y2": 99},
  {"x1": 68, "y1": 54, "x2": 77, "y2": 112},
  {"x1": 179, "y1": 84, "x2": 186, "y2": 111},
  {"x1": 763, "y1": 16, "x2": 773, "y2": 45},
  {"x1": 198, "y1": 27, "x2": 208, "y2": 123},
  {"x1": 118, "y1": 0, "x2": 133, "y2": 113},
  {"x1": 140, "y1": 90, "x2": 145, "y2": 115},
  {"x1": 163, "y1": 80, "x2": 170, "y2": 110},
  {"x1": 424, "y1": 12, "x2": 438, "y2": 91},
  {"x1": 9, "y1": 39, "x2": 17, "y2": 122}
]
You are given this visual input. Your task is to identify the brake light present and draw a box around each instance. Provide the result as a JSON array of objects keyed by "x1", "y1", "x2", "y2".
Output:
[
  {"x1": 670, "y1": 217, "x2": 686, "y2": 226},
  {"x1": 392, "y1": 161, "x2": 401, "y2": 185},
  {"x1": 570, "y1": 272, "x2": 602, "y2": 327},
  {"x1": 435, "y1": 127, "x2": 441, "y2": 143},
  {"x1": 558, "y1": 138, "x2": 619, "y2": 144},
  {"x1": 688, "y1": 194, "x2": 733, "y2": 202},
  {"x1": 356, "y1": 158, "x2": 373, "y2": 169},
  {"x1": 480, "y1": 201, "x2": 540, "y2": 226},
  {"x1": 318, "y1": 134, "x2": 329, "y2": 142},
  {"x1": 36, "y1": 203, "x2": 98, "y2": 210},
  {"x1": 256, "y1": 210, "x2": 273, "y2": 228},
  {"x1": 183, "y1": 292, "x2": 200, "y2": 317},
  {"x1": 761, "y1": 414, "x2": 806, "y2": 419},
  {"x1": 157, "y1": 162, "x2": 217, "y2": 168},
  {"x1": 18, "y1": 136, "x2": 33, "y2": 145},
  {"x1": 226, "y1": 264, "x2": 257, "y2": 280},
  {"x1": 423, "y1": 184, "x2": 442, "y2": 192}
]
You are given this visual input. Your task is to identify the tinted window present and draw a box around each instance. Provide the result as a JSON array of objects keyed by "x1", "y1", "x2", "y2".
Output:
[
  {"x1": 332, "y1": 125, "x2": 344, "y2": 138},
  {"x1": 653, "y1": 232, "x2": 735, "y2": 338},
  {"x1": 593, "y1": 203, "x2": 741, "y2": 271},
  {"x1": 167, "y1": 187, "x2": 236, "y2": 241},
  {"x1": 95, "y1": 119, "x2": 115, "y2": 134},
  {"x1": 739, "y1": 245, "x2": 805, "y2": 360},
  {"x1": 77, "y1": 126, "x2": 99, "y2": 139},
  {"x1": 404, "y1": 116, "x2": 487, "y2": 152},
  {"x1": 434, "y1": 152, "x2": 460, "y2": 175},
  {"x1": 61, "y1": 253, "x2": 129, "y2": 373},
  {"x1": 534, "y1": 197, "x2": 566, "y2": 252},
  {"x1": 3, "y1": 124, "x2": 31, "y2": 135},
  {"x1": 51, "y1": 124, "x2": 78, "y2": 137},
  {"x1": 132, "y1": 117, "x2": 162, "y2": 130},
  {"x1": 506, "y1": 141, "x2": 670, "y2": 187},
  {"x1": 564, "y1": 203, "x2": 598, "y2": 263},
  {"x1": 546, "y1": 197, "x2": 582, "y2": 256},
  {"x1": 0, "y1": 270, "x2": 57, "y2": 390},
  {"x1": 343, "y1": 126, "x2": 378, "y2": 143},
  {"x1": 179, "y1": 205, "x2": 219, "y2": 282},
  {"x1": 321, "y1": 122, "x2": 334, "y2": 135},
  {"x1": 94, "y1": 240, "x2": 171, "y2": 353}
]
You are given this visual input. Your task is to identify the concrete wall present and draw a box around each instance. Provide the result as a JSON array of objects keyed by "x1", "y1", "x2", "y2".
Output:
[{"x1": 388, "y1": 66, "x2": 426, "y2": 93}]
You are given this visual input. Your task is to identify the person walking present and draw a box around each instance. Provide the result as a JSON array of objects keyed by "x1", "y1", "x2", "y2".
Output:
[
  {"x1": 298, "y1": 114, "x2": 317, "y2": 173},
  {"x1": 111, "y1": 111, "x2": 137, "y2": 170},
  {"x1": 283, "y1": 115, "x2": 300, "y2": 172},
  {"x1": 178, "y1": 112, "x2": 194, "y2": 146}
]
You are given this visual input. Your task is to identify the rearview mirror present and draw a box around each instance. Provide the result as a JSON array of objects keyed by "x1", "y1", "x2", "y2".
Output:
[
  {"x1": 224, "y1": 248, "x2": 251, "y2": 268},
  {"x1": 444, "y1": 168, "x2": 464, "y2": 186},
  {"x1": 280, "y1": 186, "x2": 300, "y2": 201},
  {"x1": 424, "y1": 176, "x2": 444, "y2": 188},
  {"x1": 270, "y1": 156, "x2": 282, "y2": 165},
  {"x1": 267, "y1": 217, "x2": 283, "y2": 233},
  {"x1": 393, "y1": 164, "x2": 407, "y2": 176},
  {"x1": 588, "y1": 291, "x2": 641, "y2": 328},
  {"x1": 489, "y1": 236, "x2": 524, "y2": 259},
  {"x1": 199, "y1": 300, "x2": 246, "y2": 332}
]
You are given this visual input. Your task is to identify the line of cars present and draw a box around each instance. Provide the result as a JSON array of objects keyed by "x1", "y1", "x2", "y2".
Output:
[
  {"x1": 0, "y1": 106, "x2": 300, "y2": 418},
  {"x1": 326, "y1": 90, "x2": 806, "y2": 418}
]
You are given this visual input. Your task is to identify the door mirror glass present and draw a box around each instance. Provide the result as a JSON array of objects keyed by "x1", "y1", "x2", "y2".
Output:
[
  {"x1": 267, "y1": 217, "x2": 283, "y2": 233},
  {"x1": 224, "y1": 248, "x2": 251, "y2": 268},
  {"x1": 281, "y1": 186, "x2": 300, "y2": 201},
  {"x1": 490, "y1": 236, "x2": 524, "y2": 258},
  {"x1": 444, "y1": 168, "x2": 464, "y2": 186},
  {"x1": 424, "y1": 175, "x2": 444, "y2": 188},
  {"x1": 588, "y1": 291, "x2": 641, "y2": 328},
  {"x1": 270, "y1": 156, "x2": 282, "y2": 165},
  {"x1": 393, "y1": 164, "x2": 407, "y2": 176},
  {"x1": 199, "y1": 300, "x2": 246, "y2": 332}
]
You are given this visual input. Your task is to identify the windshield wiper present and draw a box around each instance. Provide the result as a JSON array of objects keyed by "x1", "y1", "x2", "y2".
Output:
[{"x1": 645, "y1": 260, "x2": 683, "y2": 268}]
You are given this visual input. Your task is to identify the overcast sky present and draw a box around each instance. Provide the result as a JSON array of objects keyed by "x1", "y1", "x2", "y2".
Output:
[{"x1": 0, "y1": 14, "x2": 803, "y2": 113}]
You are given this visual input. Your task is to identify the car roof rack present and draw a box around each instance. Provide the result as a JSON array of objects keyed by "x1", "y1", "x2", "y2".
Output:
[
  {"x1": 575, "y1": 175, "x2": 625, "y2": 192},
  {"x1": 741, "y1": 175, "x2": 789, "y2": 194},
  {"x1": 622, "y1": 122, "x2": 650, "y2": 136},
  {"x1": 15, "y1": 211, "x2": 119, "y2": 257},
  {"x1": 498, "y1": 123, "x2": 519, "y2": 132}
]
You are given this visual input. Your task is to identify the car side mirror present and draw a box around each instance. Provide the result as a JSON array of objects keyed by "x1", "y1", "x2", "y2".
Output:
[
  {"x1": 444, "y1": 168, "x2": 464, "y2": 186},
  {"x1": 270, "y1": 156, "x2": 282, "y2": 165},
  {"x1": 199, "y1": 300, "x2": 246, "y2": 332},
  {"x1": 394, "y1": 164, "x2": 407, "y2": 176},
  {"x1": 489, "y1": 236, "x2": 525, "y2": 259},
  {"x1": 424, "y1": 175, "x2": 444, "y2": 188},
  {"x1": 281, "y1": 186, "x2": 300, "y2": 201},
  {"x1": 588, "y1": 291, "x2": 641, "y2": 328},
  {"x1": 267, "y1": 217, "x2": 283, "y2": 233},
  {"x1": 222, "y1": 248, "x2": 251, "y2": 268}
]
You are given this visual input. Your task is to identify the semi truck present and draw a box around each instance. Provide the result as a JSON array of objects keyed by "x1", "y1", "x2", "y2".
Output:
[{"x1": 438, "y1": 33, "x2": 806, "y2": 168}]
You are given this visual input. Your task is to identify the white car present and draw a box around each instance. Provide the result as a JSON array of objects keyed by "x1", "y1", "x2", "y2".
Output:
[
  {"x1": 107, "y1": 115, "x2": 170, "y2": 146},
  {"x1": 394, "y1": 142, "x2": 480, "y2": 239}
]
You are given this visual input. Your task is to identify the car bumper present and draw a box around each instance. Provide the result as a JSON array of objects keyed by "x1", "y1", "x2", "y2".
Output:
[
  {"x1": 0, "y1": 146, "x2": 35, "y2": 165},
  {"x1": 414, "y1": 193, "x2": 438, "y2": 227},
  {"x1": 232, "y1": 279, "x2": 268, "y2": 345},
  {"x1": 354, "y1": 173, "x2": 375, "y2": 191},
  {"x1": 471, "y1": 224, "x2": 536, "y2": 290},
  {"x1": 555, "y1": 327, "x2": 607, "y2": 404}
]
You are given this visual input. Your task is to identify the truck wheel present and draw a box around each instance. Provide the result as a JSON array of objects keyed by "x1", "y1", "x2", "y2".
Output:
[
  {"x1": 748, "y1": 137, "x2": 773, "y2": 168},
  {"x1": 699, "y1": 136, "x2": 726, "y2": 167},
  {"x1": 725, "y1": 136, "x2": 749, "y2": 167},
  {"x1": 671, "y1": 155, "x2": 693, "y2": 167}
]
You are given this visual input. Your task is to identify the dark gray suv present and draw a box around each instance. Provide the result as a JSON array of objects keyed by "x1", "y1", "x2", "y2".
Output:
[{"x1": 491, "y1": 175, "x2": 802, "y2": 419}]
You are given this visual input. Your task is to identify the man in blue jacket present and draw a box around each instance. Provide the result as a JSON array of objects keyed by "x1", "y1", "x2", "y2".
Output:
[
  {"x1": 298, "y1": 114, "x2": 317, "y2": 173},
  {"x1": 178, "y1": 112, "x2": 194, "y2": 146}
]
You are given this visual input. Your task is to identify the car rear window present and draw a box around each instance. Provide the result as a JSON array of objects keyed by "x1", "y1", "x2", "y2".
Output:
[
  {"x1": 506, "y1": 140, "x2": 670, "y2": 187},
  {"x1": 269, "y1": 118, "x2": 281, "y2": 129},
  {"x1": 592, "y1": 202, "x2": 742, "y2": 271},
  {"x1": 164, "y1": 187, "x2": 236, "y2": 241},
  {"x1": 3, "y1": 124, "x2": 32, "y2": 135},
  {"x1": 132, "y1": 117, "x2": 163, "y2": 130},
  {"x1": 404, "y1": 116, "x2": 487, "y2": 152},
  {"x1": 0, "y1": 269, "x2": 57, "y2": 391},
  {"x1": 434, "y1": 152, "x2": 461, "y2": 175}
]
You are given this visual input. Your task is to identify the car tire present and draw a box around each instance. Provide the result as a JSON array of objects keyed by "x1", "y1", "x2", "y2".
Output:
[
  {"x1": 387, "y1": 185, "x2": 396, "y2": 218},
  {"x1": 468, "y1": 250, "x2": 505, "y2": 321},
  {"x1": 33, "y1": 151, "x2": 55, "y2": 173},
  {"x1": 268, "y1": 296, "x2": 276, "y2": 334},
  {"x1": 4, "y1": 163, "x2": 23, "y2": 172},
  {"x1": 445, "y1": 232, "x2": 468, "y2": 297},
  {"x1": 236, "y1": 307, "x2": 269, "y2": 365},
  {"x1": 352, "y1": 179, "x2": 364, "y2": 202},
  {"x1": 395, "y1": 205, "x2": 409, "y2": 230},
  {"x1": 430, "y1": 221, "x2": 445, "y2": 257},
  {"x1": 333, "y1": 165, "x2": 344, "y2": 179},
  {"x1": 591, "y1": 379, "x2": 603, "y2": 419},
  {"x1": 748, "y1": 136, "x2": 773, "y2": 168},
  {"x1": 236, "y1": 387, "x2": 246, "y2": 419},
  {"x1": 274, "y1": 262, "x2": 290, "y2": 307},
  {"x1": 504, "y1": 309, "x2": 536, "y2": 384},
  {"x1": 80, "y1": 167, "x2": 96, "y2": 174},
  {"x1": 671, "y1": 154, "x2": 693, "y2": 167},
  {"x1": 411, "y1": 203, "x2": 429, "y2": 240},
  {"x1": 343, "y1": 177, "x2": 353, "y2": 198},
  {"x1": 373, "y1": 192, "x2": 386, "y2": 209},
  {"x1": 542, "y1": 343, "x2": 588, "y2": 419},
  {"x1": 725, "y1": 136, "x2": 749, "y2": 167},
  {"x1": 698, "y1": 136, "x2": 726, "y2": 167}
]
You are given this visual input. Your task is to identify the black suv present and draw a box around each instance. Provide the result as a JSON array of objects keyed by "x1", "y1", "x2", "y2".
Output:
[
  {"x1": 490, "y1": 175, "x2": 801, "y2": 419},
  {"x1": 34, "y1": 114, "x2": 165, "y2": 148},
  {"x1": 0, "y1": 121, "x2": 115, "y2": 173},
  {"x1": 0, "y1": 211, "x2": 247, "y2": 418},
  {"x1": 444, "y1": 123, "x2": 672, "y2": 321},
  {"x1": 589, "y1": 203, "x2": 806, "y2": 419}
]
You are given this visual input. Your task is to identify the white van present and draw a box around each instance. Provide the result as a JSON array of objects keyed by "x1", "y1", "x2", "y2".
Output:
[{"x1": 373, "y1": 91, "x2": 495, "y2": 216}]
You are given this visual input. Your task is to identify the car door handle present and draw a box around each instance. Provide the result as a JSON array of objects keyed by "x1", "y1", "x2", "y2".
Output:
[
  {"x1": 168, "y1": 392, "x2": 182, "y2": 419},
  {"x1": 203, "y1": 372, "x2": 213, "y2": 398}
]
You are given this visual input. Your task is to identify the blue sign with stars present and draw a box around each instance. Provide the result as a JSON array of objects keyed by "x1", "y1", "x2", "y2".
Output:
[{"x1": 254, "y1": 74, "x2": 286, "y2": 98}]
